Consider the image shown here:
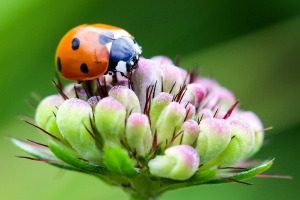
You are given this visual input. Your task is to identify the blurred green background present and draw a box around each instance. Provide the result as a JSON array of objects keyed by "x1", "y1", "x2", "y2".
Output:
[{"x1": 0, "y1": 0, "x2": 300, "y2": 199}]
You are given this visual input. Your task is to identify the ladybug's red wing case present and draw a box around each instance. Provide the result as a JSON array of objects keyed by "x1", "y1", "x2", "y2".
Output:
[{"x1": 55, "y1": 24, "x2": 142, "y2": 81}]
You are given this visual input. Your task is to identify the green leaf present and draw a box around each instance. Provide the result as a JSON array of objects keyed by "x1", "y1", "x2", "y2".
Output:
[
  {"x1": 103, "y1": 146, "x2": 137, "y2": 177},
  {"x1": 11, "y1": 137, "x2": 53, "y2": 159},
  {"x1": 11, "y1": 137, "x2": 74, "y2": 170},
  {"x1": 229, "y1": 159, "x2": 274, "y2": 180},
  {"x1": 48, "y1": 140, "x2": 106, "y2": 173},
  {"x1": 212, "y1": 159, "x2": 274, "y2": 183}
]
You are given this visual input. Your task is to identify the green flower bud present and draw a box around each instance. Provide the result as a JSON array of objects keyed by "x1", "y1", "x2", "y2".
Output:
[
  {"x1": 109, "y1": 86, "x2": 141, "y2": 113},
  {"x1": 126, "y1": 113, "x2": 153, "y2": 157},
  {"x1": 155, "y1": 102, "x2": 186, "y2": 147},
  {"x1": 181, "y1": 120, "x2": 200, "y2": 145},
  {"x1": 196, "y1": 118, "x2": 231, "y2": 164},
  {"x1": 56, "y1": 98, "x2": 101, "y2": 164},
  {"x1": 35, "y1": 95, "x2": 64, "y2": 140},
  {"x1": 209, "y1": 118, "x2": 255, "y2": 167},
  {"x1": 95, "y1": 97, "x2": 126, "y2": 146},
  {"x1": 149, "y1": 92, "x2": 173, "y2": 131},
  {"x1": 181, "y1": 83, "x2": 205, "y2": 108},
  {"x1": 148, "y1": 145, "x2": 199, "y2": 180},
  {"x1": 172, "y1": 119, "x2": 200, "y2": 146},
  {"x1": 235, "y1": 111, "x2": 264, "y2": 157},
  {"x1": 184, "y1": 103, "x2": 196, "y2": 120}
]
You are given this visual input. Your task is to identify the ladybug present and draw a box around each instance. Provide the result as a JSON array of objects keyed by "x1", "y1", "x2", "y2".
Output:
[{"x1": 55, "y1": 24, "x2": 142, "y2": 81}]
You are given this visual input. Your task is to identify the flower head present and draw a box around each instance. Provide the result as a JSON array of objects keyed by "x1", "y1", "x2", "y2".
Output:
[{"x1": 13, "y1": 56, "x2": 275, "y2": 199}]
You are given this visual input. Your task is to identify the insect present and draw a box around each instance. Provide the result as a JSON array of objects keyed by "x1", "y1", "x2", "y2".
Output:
[{"x1": 55, "y1": 24, "x2": 142, "y2": 81}]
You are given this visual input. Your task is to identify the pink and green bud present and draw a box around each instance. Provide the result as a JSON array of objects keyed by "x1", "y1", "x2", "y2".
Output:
[
  {"x1": 155, "y1": 102, "x2": 186, "y2": 146},
  {"x1": 94, "y1": 97, "x2": 126, "y2": 147},
  {"x1": 205, "y1": 86, "x2": 236, "y2": 114},
  {"x1": 35, "y1": 95, "x2": 64, "y2": 140},
  {"x1": 125, "y1": 113, "x2": 153, "y2": 157},
  {"x1": 196, "y1": 118, "x2": 231, "y2": 164},
  {"x1": 109, "y1": 86, "x2": 141, "y2": 113},
  {"x1": 148, "y1": 145, "x2": 199, "y2": 180},
  {"x1": 56, "y1": 98, "x2": 101, "y2": 164},
  {"x1": 181, "y1": 120, "x2": 200, "y2": 145},
  {"x1": 149, "y1": 92, "x2": 173, "y2": 131},
  {"x1": 132, "y1": 58, "x2": 163, "y2": 110},
  {"x1": 184, "y1": 103, "x2": 196, "y2": 120},
  {"x1": 211, "y1": 119, "x2": 256, "y2": 167},
  {"x1": 234, "y1": 111, "x2": 264, "y2": 156},
  {"x1": 181, "y1": 83, "x2": 206, "y2": 108},
  {"x1": 151, "y1": 55, "x2": 174, "y2": 65},
  {"x1": 197, "y1": 108, "x2": 214, "y2": 119},
  {"x1": 160, "y1": 63, "x2": 189, "y2": 95},
  {"x1": 173, "y1": 120, "x2": 200, "y2": 145}
]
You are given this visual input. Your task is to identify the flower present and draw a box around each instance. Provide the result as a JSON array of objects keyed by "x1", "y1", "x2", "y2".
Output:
[{"x1": 12, "y1": 56, "x2": 274, "y2": 200}]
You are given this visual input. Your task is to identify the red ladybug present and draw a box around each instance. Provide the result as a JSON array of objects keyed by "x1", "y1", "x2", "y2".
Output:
[{"x1": 55, "y1": 24, "x2": 142, "y2": 81}]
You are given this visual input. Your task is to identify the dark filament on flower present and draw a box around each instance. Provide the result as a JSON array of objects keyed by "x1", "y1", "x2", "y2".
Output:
[
  {"x1": 223, "y1": 101, "x2": 239, "y2": 119},
  {"x1": 169, "y1": 81, "x2": 177, "y2": 94},
  {"x1": 144, "y1": 82, "x2": 157, "y2": 118},
  {"x1": 172, "y1": 84, "x2": 187, "y2": 103},
  {"x1": 223, "y1": 178, "x2": 252, "y2": 185},
  {"x1": 95, "y1": 77, "x2": 109, "y2": 98},
  {"x1": 17, "y1": 156, "x2": 51, "y2": 162},
  {"x1": 52, "y1": 78, "x2": 69, "y2": 100},
  {"x1": 26, "y1": 139, "x2": 48, "y2": 148},
  {"x1": 23, "y1": 120, "x2": 61, "y2": 141}
]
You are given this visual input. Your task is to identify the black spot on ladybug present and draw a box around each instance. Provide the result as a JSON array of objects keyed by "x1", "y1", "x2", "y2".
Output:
[
  {"x1": 72, "y1": 38, "x2": 80, "y2": 50},
  {"x1": 57, "y1": 57, "x2": 62, "y2": 72},
  {"x1": 80, "y1": 63, "x2": 89, "y2": 73}
]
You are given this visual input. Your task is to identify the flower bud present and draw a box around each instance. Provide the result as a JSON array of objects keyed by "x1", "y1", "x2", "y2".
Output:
[
  {"x1": 210, "y1": 119, "x2": 255, "y2": 167},
  {"x1": 95, "y1": 97, "x2": 126, "y2": 146},
  {"x1": 151, "y1": 55, "x2": 174, "y2": 65},
  {"x1": 181, "y1": 83, "x2": 206, "y2": 108},
  {"x1": 172, "y1": 120, "x2": 200, "y2": 146},
  {"x1": 184, "y1": 103, "x2": 196, "y2": 120},
  {"x1": 149, "y1": 92, "x2": 173, "y2": 131},
  {"x1": 148, "y1": 145, "x2": 199, "y2": 180},
  {"x1": 194, "y1": 78, "x2": 218, "y2": 91},
  {"x1": 160, "y1": 63, "x2": 189, "y2": 95},
  {"x1": 196, "y1": 118, "x2": 231, "y2": 164},
  {"x1": 133, "y1": 58, "x2": 163, "y2": 110},
  {"x1": 197, "y1": 108, "x2": 214, "y2": 119},
  {"x1": 56, "y1": 98, "x2": 101, "y2": 164},
  {"x1": 181, "y1": 120, "x2": 200, "y2": 145},
  {"x1": 205, "y1": 86, "x2": 236, "y2": 114},
  {"x1": 155, "y1": 102, "x2": 186, "y2": 146},
  {"x1": 109, "y1": 86, "x2": 141, "y2": 113},
  {"x1": 64, "y1": 83, "x2": 88, "y2": 100},
  {"x1": 126, "y1": 113, "x2": 153, "y2": 157},
  {"x1": 35, "y1": 95, "x2": 64, "y2": 140},
  {"x1": 234, "y1": 111, "x2": 264, "y2": 156}
]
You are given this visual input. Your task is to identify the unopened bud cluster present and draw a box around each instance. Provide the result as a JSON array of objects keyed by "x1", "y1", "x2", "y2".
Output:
[{"x1": 14, "y1": 56, "x2": 272, "y2": 199}]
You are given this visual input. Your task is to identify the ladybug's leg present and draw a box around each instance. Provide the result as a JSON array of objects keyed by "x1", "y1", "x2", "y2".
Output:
[
  {"x1": 111, "y1": 71, "x2": 119, "y2": 85},
  {"x1": 126, "y1": 63, "x2": 131, "y2": 73}
]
